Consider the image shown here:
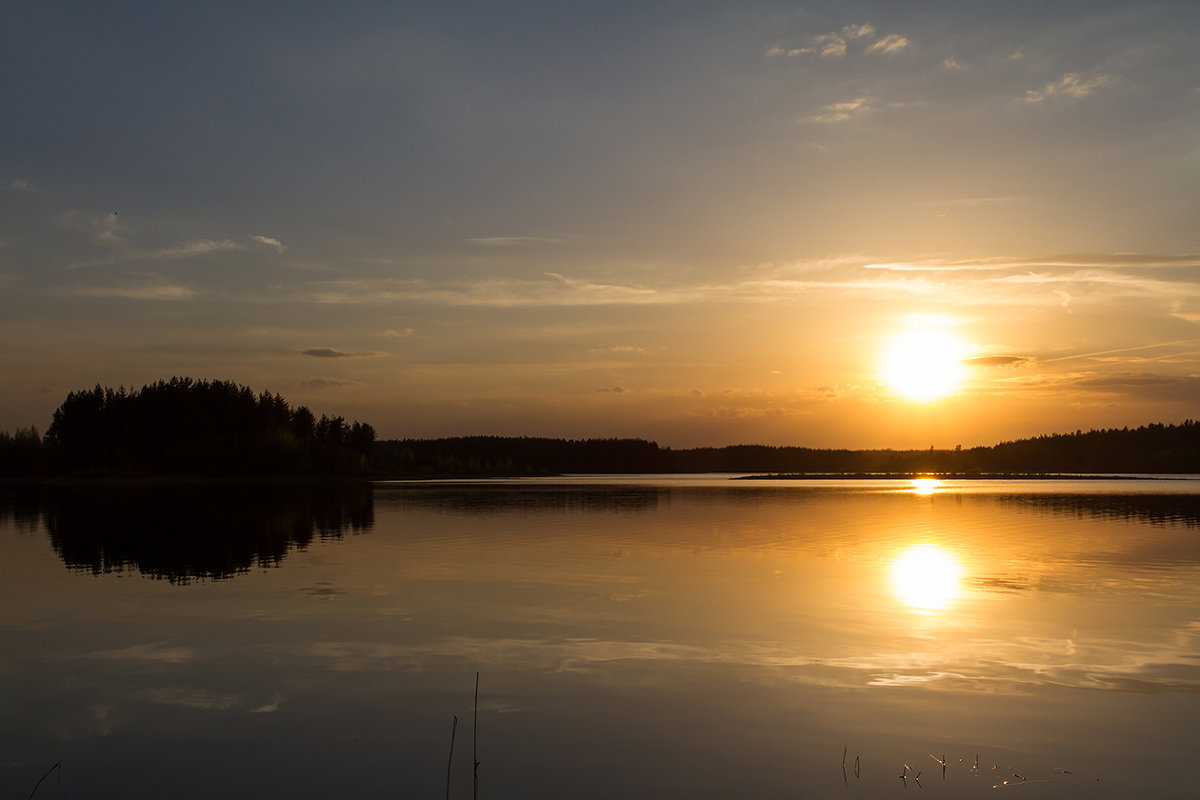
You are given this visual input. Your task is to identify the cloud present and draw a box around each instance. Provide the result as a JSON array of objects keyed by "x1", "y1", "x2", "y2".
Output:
[
  {"x1": 1040, "y1": 340, "x2": 1200, "y2": 365},
  {"x1": 146, "y1": 688, "x2": 239, "y2": 710},
  {"x1": 806, "y1": 32, "x2": 847, "y2": 58},
  {"x1": 1059, "y1": 374, "x2": 1200, "y2": 404},
  {"x1": 688, "y1": 404, "x2": 811, "y2": 420},
  {"x1": 467, "y1": 236, "x2": 563, "y2": 246},
  {"x1": 151, "y1": 239, "x2": 241, "y2": 258},
  {"x1": 90, "y1": 642, "x2": 194, "y2": 663},
  {"x1": 1073, "y1": 372, "x2": 1193, "y2": 388},
  {"x1": 68, "y1": 237, "x2": 250, "y2": 268},
  {"x1": 1021, "y1": 72, "x2": 1113, "y2": 103},
  {"x1": 809, "y1": 97, "x2": 869, "y2": 123},
  {"x1": 56, "y1": 209, "x2": 126, "y2": 248},
  {"x1": 842, "y1": 23, "x2": 875, "y2": 40},
  {"x1": 250, "y1": 234, "x2": 286, "y2": 252},
  {"x1": 250, "y1": 696, "x2": 281, "y2": 714},
  {"x1": 864, "y1": 253, "x2": 1200, "y2": 271},
  {"x1": 379, "y1": 328, "x2": 414, "y2": 337},
  {"x1": 66, "y1": 282, "x2": 196, "y2": 301},
  {"x1": 942, "y1": 57, "x2": 967, "y2": 71},
  {"x1": 768, "y1": 23, "x2": 881, "y2": 59},
  {"x1": 964, "y1": 355, "x2": 1033, "y2": 367},
  {"x1": 588, "y1": 345, "x2": 646, "y2": 354},
  {"x1": 300, "y1": 347, "x2": 386, "y2": 358},
  {"x1": 282, "y1": 252, "x2": 1198, "y2": 313},
  {"x1": 9, "y1": 179, "x2": 34, "y2": 191},
  {"x1": 296, "y1": 273, "x2": 677, "y2": 307},
  {"x1": 596, "y1": 386, "x2": 626, "y2": 393},
  {"x1": 866, "y1": 34, "x2": 909, "y2": 55},
  {"x1": 300, "y1": 377, "x2": 365, "y2": 389}
]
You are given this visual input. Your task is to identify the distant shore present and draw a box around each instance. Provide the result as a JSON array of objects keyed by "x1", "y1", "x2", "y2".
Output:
[
  {"x1": 4, "y1": 471, "x2": 1193, "y2": 488},
  {"x1": 732, "y1": 472, "x2": 1177, "y2": 481}
]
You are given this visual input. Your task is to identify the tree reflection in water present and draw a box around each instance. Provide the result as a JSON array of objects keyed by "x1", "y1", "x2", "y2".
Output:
[{"x1": 29, "y1": 483, "x2": 373, "y2": 583}]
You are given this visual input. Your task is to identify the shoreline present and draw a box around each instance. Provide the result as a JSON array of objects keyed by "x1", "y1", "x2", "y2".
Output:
[
  {"x1": 730, "y1": 472, "x2": 1184, "y2": 481},
  {"x1": 3, "y1": 471, "x2": 1197, "y2": 487}
]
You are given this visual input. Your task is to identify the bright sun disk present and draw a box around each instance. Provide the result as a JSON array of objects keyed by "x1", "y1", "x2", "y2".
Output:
[{"x1": 880, "y1": 327, "x2": 968, "y2": 402}]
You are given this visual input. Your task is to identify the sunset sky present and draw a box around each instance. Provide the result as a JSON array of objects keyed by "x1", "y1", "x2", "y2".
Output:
[{"x1": 2, "y1": 1, "x2": 1198, "y2": 448}]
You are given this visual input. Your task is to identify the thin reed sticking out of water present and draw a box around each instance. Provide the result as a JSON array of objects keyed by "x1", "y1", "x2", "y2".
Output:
[
  {"x1": 473, "y1": 673, "x2": 480, "y2": 800},
  {"x1": 27, "y1": 761, "x2": 60, "y2": 800},
  {"x1": 446, "y1": 715, "x2": 458, "y2": 800}
]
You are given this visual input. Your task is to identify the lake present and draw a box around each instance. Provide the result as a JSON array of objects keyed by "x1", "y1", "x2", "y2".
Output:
[{"x1": 2, "y1": 477, "x2": 1199, "y2": 798}]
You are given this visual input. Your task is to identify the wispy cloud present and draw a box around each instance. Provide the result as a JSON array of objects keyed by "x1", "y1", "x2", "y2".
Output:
[
  {"x1": 866, "y1": 33, "x2": 909, "y2": 55},
  {"x1": 250, "y1": 234, "x2": 287, "y2": 252},
  {"x1": 296, "y1": 273, "x2": 676, "y2": 307},
  {"x1": 68, "y1": 237, "x2": 250, "y2": 268},
  {"x1": 281, "y1": 253, "x2": 1199, "y2": 313},
  {"x1": 300, "y1": 377, "x2": 365, "y2": 389},
  {"x1": 1039, "y1": 340, "x2": 1200, "y2": 365},
  {"x1": 767, "y1": 23, "x2": 880, "y2": 59},
  {"x1": 90, "y1": 642, "x2": 194, "y2": 663},
  {"x1": 379, "y1": 328, "x2": 414, "y2": 337},
  {"x1": 921, "y1": 195, "x2": 1027, "y2": 208},
  {"x1": 596, "y1": 386, "x2": 626, "y2": 393},
  {"x1": 56, "y1": 210, "x2": 126, "y2": 248},
  {"x1": 9, "y1": 179, "x2": 34, "y2": 191},
  {"x1": 65, "y1": 282, "x2": 196, "y2": 301},
  {"x1": 145, "y1": 688, "x2": 239, "y2": 710},
  {"x1": 299, "y1": 347, "x2": 386, "y2": 359},
  {"x1": 865, "y1": 253, "x2": 1200, "y2": 271},
  {"x1": 467, "y1": 236, "x2": 564, "y2": 247},
  {"x1": 250, "y1": 696, "x2": 281, "y2": 714},
  {"x1": 965, "y1": 355, "x2": 1033, "y2": 367},
  {"x1": 151, "y1": 239, "x2": 241, "y2": 258},
  {"x1": 1074, "y1": 372, "x2": 1192, "y2": 387},
  {"x1": 809, "y1": 97, "x2": 869, "y2": 123},
  {"x1": 1059, "y1": 373, "x2": 1200, "y2": 403},
  {"x1": 1021, "y1": 71, "x2": 1113, "y2": 103},
  {"x1": 842, "y1": 23, "x2": 876, "y2": 40}
]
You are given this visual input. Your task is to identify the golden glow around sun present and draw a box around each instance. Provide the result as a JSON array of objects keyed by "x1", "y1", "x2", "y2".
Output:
[
  {"x1": 890, "y1": 544, "x2": 964, "y2": 611},
  {"x1": 880, "y1": 325, "x2": 968, "y2": 402}
]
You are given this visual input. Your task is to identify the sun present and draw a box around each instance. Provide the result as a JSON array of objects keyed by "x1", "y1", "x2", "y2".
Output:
[{"x1": 880, "y1": 325, "x2": 968, "y2": 402}]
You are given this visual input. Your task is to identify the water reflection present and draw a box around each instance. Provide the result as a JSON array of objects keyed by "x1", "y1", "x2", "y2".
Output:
[
  {"x1": 28, "y1": 483, "x2": 373, "y2": 582},
  {"x1": 910, "y1": 477, "x2": 941, "y2": 495},
  {"x1": 889, "y1": 543, "x2": 963, "y2": 611},
  {"x1": 2, "y1": 479, "x2": 1200, "y2": 799},
  {"x1": 989, "y1": 490, "x2": 1200, "y2": 528}
]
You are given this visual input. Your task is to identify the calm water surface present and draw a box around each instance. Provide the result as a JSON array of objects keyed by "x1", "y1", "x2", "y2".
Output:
[{"x1": 2, "y1": 477, "x2": 1199, "y2": 798}]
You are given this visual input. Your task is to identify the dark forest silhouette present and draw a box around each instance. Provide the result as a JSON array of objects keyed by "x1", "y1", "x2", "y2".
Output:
[
  {"x1": 0, "y1": 378, "x2": 1197, "y2": 477},
  {"x1": 374, "y1": 421, "x2": 1200, "y2": 476},
  {"x1": 0, "y1": 378, "x2": 374, "y2": 477}
]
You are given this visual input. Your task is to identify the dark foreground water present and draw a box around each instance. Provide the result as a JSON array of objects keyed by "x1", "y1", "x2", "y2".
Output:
[{"x1": 2, "y1": 477, "x2": 1199, "y2": 799}]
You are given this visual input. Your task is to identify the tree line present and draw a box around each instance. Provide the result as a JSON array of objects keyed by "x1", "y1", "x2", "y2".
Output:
[
  {"x1": 2, "y1": 378, "x2": 1198, "y2": 477},
  {"x1": 0, "y1": 378, "x2": 374, "y2": 477},
  {"x1": 374, "y1": 421, "x2": 1200, "y2": 476}
]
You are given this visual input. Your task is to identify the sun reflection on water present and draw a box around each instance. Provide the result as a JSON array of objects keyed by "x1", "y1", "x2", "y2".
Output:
[
  {"x1": 890, "y1": 543, "x2": 963, "y2": 611},
  {"x1": 910, "y1": 478, "x2": 941, "y2": 495}
]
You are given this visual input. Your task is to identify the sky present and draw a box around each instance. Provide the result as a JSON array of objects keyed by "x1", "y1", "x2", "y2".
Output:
[{"x1": 2, "y1": 0, "x2": 1198, "y2": 449}]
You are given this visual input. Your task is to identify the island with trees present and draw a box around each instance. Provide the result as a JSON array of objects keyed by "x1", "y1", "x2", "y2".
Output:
[{"x1": 0, "y1": 377, "x2": 375, "y2": 478}]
